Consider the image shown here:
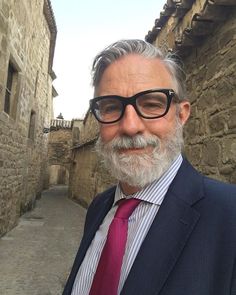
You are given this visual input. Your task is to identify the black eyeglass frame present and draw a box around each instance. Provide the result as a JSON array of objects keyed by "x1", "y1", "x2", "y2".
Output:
[{"x1": 89, "y1": 88, "x2": 179, "y2": 124}]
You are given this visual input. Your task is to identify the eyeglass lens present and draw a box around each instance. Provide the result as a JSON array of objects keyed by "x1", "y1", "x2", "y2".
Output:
[
  {"x1": 93, "y1": 91, "x2": 169, "y2": 123},
  {"x1": 95, "y1": 98, "x2": 122, "y2": 123}
]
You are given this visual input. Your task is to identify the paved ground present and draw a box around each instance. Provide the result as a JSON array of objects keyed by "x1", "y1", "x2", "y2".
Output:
[{"x1": 0, "y1": 186, "x2": 87, "y2": 295}]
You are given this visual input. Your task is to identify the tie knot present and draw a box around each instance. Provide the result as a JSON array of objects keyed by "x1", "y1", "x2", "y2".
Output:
[{"x1": 115, "y1": 198, "x2": 141, "y2": 219}]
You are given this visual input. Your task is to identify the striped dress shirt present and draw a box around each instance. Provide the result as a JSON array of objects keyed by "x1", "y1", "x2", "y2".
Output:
[{"x1": 71, "y1": 154, "x2": 183, "y2": 295}]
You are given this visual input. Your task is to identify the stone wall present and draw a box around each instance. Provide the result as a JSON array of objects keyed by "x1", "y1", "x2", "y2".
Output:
[
  {"x1": 77, "y1": 112, "x2": 99, "y2": 145},
  {"x1": 71, "y1": 119, "x2": 83, "y2": 146},
  {"x1": 0, "y1": 0, "x2": 56, "y2": 236},
  {"x1": 184, "y1": 13, "x2": 236, "y2": 183},
  {"x1": 48, "y1": 124, "x2": 72, "y2": 185},
  {"x1": 147, "y1": 0, "x2": 236, "y2": 184},
  {"x1": 69, "y1": 113, "x2": 116, "y2": 207}
]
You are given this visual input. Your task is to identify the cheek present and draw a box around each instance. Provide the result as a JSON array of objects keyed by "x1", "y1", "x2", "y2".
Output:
[
  {"x1": 147, "y1": 126, "x2": 166, "y2": 139},
  {"x1": 144, "y1": 119, "x2": 176, "y2": 139},
  {"x1": 100, "y1": 125, "x2": 118, "y2": 143}
]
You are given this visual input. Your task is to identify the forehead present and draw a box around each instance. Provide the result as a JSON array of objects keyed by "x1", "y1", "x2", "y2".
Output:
[{"x1": 95, "y1": 54, "x2": 175, "y2": 96}]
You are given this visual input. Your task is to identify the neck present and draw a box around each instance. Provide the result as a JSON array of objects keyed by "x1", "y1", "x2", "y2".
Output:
[{"x1": 120, "y1": 182, "x2": 143, "y2": 195}]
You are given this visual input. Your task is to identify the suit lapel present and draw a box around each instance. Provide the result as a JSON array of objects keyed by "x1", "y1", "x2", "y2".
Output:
[
  {"x1": 82, "y1": 188, "x2": 115, "y2": 249},
  {"x1": 63, "y1": 187, "x2": 115, "y2": 295},
  {"x1": 121, "y1": 159, "x2": 204, "y2": 295}
]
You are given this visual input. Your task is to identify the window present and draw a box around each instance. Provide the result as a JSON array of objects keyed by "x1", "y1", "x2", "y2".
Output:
[
  {"x1": 4, "y1": 61, "x2": 18, "y2": 118},
  {"x1": 28, "y1": 111, "x2": 36, "y2": 140}
]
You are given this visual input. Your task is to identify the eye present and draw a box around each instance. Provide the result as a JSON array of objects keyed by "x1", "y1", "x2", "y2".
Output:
[
  {"x1": 137, "y1": 94, "x2": 167, "y2": 109},
  {"x1": 141, "y1": 99, "x2": 165, "y2": 109},
  {"x1": 101, "y1": 104, "x2": 120, "y2": 114},
  {"x1": 98, "y1": 99, "x2": 121, "y2": 114}
]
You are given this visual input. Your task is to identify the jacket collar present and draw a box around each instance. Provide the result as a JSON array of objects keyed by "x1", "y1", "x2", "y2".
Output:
[{"x1": 121, "y1": 158, "x2": 204, "y2": 295}]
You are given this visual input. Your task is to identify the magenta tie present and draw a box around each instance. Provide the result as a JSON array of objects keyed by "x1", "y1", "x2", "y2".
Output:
[{"x1": 89, "y1": 198, "x2": 141, "y2": 295}]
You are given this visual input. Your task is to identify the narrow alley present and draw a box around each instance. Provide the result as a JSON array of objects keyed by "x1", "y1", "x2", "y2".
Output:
[{"x1": 0, "y1": 186, "x2": 86, "y2": 295}]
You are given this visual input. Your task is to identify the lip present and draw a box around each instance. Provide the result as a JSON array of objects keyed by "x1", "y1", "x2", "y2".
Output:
[{"x1": 118, "y1": 147, "x2": 153, "y2": 154}]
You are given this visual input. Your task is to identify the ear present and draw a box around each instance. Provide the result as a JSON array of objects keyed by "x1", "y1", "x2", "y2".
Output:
[{"x1": 178, "y1": 101, "x2": 191, "y2": 125}]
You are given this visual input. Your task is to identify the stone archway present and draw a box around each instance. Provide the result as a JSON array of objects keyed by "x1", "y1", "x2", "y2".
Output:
[{"x1": 49, "y1": 165, "x2": 69, "y2": 185}]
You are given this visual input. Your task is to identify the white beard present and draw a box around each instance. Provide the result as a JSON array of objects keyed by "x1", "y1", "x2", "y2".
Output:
[{"x1": 95, "y1": 120, "x2": 184, "y2": 188}]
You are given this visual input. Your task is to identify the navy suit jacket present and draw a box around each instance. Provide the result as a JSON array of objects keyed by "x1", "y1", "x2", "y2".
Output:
[{"x1": 63, "y1": 159, "x2": 236, "y2": 295}]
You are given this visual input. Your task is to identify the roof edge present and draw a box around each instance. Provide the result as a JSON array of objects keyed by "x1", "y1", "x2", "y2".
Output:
[{"x1": 43, "y1": 0, "x2": 57, "y2": 74}]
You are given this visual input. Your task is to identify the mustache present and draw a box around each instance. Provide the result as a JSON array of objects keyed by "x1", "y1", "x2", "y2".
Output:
[{"x1": 99, "y1": 134, "x2": 160, "y2": 151}]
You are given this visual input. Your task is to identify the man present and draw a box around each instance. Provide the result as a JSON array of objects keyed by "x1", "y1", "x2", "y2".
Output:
[{"x1": 63, "y1": 39, "x2": 236, "y2": 295}]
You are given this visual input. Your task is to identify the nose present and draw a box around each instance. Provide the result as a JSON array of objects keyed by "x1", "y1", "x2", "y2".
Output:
[{"x1": 118, "y1": 105, "x2": 146, "y2": 136}]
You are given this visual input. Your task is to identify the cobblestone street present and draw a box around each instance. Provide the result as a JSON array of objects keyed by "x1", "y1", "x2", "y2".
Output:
[{"x1": 0, "y1": 186, "x2": 86, "y2": 295}]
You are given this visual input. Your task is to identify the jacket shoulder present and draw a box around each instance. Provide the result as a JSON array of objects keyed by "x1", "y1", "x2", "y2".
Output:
[
  {"x1": 203, "y1": 176, "x2": 236, "y2": 203},
  {"x1": 202, "y1": 177, "x2": 236, "y2": 225}
]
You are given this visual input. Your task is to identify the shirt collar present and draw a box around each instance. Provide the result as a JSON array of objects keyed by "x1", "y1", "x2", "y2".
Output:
[{"x1": 114, "y1": 154, "x2": 183, "y2": 206}]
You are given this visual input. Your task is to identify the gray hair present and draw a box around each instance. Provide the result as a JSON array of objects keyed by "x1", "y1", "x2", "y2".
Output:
[{"x1": 92, "y1": 39, "x2": 187, "y2": 101}]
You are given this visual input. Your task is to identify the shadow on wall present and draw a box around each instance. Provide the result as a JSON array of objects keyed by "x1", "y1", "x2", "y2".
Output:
[{"x1": 49, "y1": 165, "x2": 69, "y2": 185}]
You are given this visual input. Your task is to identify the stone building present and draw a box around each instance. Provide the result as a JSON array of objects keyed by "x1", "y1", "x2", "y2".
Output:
[
  {"x1": 0, "y1": 0, "x2": 57, "y2": 236},
  {"x1": 48, "y1": 119, "x2": 72, "y2": 186},
  {"x1": 69, "y1": 113, "x2": 116, "y2": 208},
  {"x1": 146, "y1": 0, "x2": 236, "y2": 183}
]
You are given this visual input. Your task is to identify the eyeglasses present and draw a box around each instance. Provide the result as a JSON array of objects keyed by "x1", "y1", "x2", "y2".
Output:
[{"x1": 90, "y1": 88, "x2": 178, "y2": 124}]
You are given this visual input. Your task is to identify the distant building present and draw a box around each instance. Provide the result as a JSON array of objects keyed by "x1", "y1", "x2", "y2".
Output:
[
  {"x1": 68, "y1": 113, "x2": 116, "y2": 208},
  {"x1": 0, "y1": 0, "x2": 57, "y2": 236},
  {"x1": 48, "y1": 118, "x2": 72, "y2": 186},
  {"x1": 146, "y1": 0, "x2": 236, "y2": 183}
]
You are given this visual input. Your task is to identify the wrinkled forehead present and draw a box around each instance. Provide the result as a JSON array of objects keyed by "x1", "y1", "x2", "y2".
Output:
[{"x1": 94, "y1": 54, "x2": 176, "y2": 97}]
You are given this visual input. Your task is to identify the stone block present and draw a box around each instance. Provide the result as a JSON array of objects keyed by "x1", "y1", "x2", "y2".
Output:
[
  {"x1": 216, "y1": 78, "x2": 234, "y2": 106},
  {"x1": 202, "y1": 139, "x2": 220, "y2": 167},
  {"x1": 230, "y1": 169, "x2": 236, "y2": 184},
  {"x1": 223, "y1": 46, "x2": 236, "y2": 69},
  {"x1": 184, "y1": 117, "x2": 205, "y2": 141},
  {"x1": 222, "y1": 138, "x2": 236, "y2": 164},
  {"x1": 2, "y1": 2, "x2": 9, "y2": 18},
  {"x1": 1, "y1": 35, "x2": 7, "y2": 52},
  {"x1": 225, "y1": 67, "x2": 236, "y2": 88},
  {"x1": 0, "y1": 12, "x2": 7, "y2": 33},
  {"x1": 184, "y1": 144, "x2": 202, "y2": 166},
  {"x1": 218, "y1": 27, "x2": 236, "y2": 48},
  {"x1": 208, "y1": 113, "x2": 225, "y2": 134},
  {"x1": 219, "y1": 165, "x2": 234, "y2": 175},
  {"x1": 199, "y1": 164, "x2": 219, "y2": 177},
  {"x1": 197, "y1": 91, "x2": 217, "y2": 112},
  {"x1": 228, "y1": 109, "x2": 236, "y2": 129},
  {"x1": 205, "y1": 59, "x2": 222, "y2": 81}
]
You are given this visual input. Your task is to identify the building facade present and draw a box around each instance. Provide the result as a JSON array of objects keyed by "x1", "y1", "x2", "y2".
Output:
[
  {"x1": 48, "y1": 119, "x2": 72, "y2": 186},
  {"x1": 69, "y1": 114, "x2": 116, "y2": 208},
  {"x1": 0, "y1": 0, "x2": 57, "y2": 236},
  {"x1": 146, "y1": 0, "x2": 236, "y2": 183}
]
